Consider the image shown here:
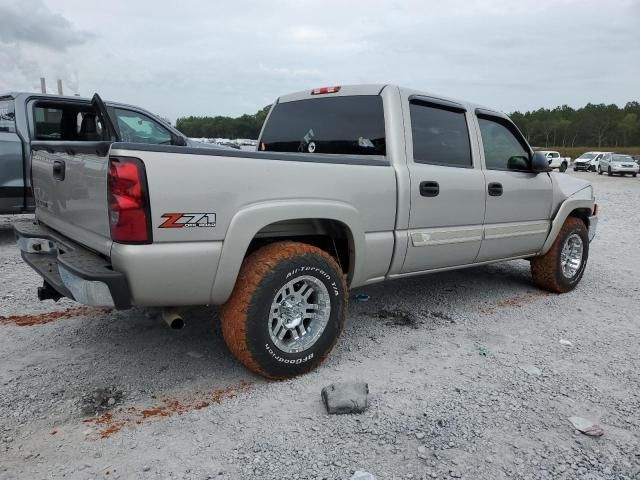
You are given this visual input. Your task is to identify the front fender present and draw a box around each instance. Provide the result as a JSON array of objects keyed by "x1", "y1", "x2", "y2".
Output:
[
  {"x1": 540, "y1": 186, "x2": 594, "y2": 255},
  {"x1": 209, "y1": 200, "x2": 365, "y2": 304}
]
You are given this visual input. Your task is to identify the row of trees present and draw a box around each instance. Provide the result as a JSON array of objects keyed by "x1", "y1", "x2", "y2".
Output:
[
  {"x1": 176, "y1": 105, "x2": 271, "y2": 139},
  {"x1": 176, "y1": 101, "x2": 640, "y2": 148},
  {"x1": 511, "y1": 102, "x2": 640, "y2": 148}
]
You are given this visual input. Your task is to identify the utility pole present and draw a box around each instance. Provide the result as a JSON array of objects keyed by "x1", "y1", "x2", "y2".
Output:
[
  {"x1": 40, "y1": 77, "x2": 47, "y2": 94},
  {"x1": 57, "y1": 79, "x2": 64, "y2": 95}
]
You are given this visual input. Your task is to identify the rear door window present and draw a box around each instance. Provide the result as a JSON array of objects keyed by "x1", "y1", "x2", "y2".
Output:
[
  {"x1": 33, "y1": 103, "x2": 105, "y2": 141},
  {"x1": 0, "y1": 99, "x2": 16, "y2": 133},
  {"x1": 34, "y1": 106, "x2": 64, "y2": 139},
  {"x1": 409, "y1": 101, "x2": 472, "y2": 167},
  {"x1": 260, "y1": 96, "x2": 386, "y2": 156}
]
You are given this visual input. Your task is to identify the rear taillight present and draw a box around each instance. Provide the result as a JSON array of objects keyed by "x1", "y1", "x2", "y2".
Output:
[
  {"x1": 310, "y1": 85, "x2": 341, "y2": 95},
  {"x1": 107, "y1": 156, "x2": 152, "y2": 243}
]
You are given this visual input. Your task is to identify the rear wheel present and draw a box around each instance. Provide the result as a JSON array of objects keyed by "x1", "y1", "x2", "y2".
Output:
[
  {"x1": 559, "y1": 162, "x2": 567, "y2": 172},
  {"x1": 221, "y1": 241, "x2": 347, "y2": 379},
  {"x1": 531, "y1": 217, "x2": 589, "y2": 293}
]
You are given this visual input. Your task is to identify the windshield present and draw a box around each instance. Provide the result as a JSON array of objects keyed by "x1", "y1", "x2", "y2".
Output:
[
  {"x1": 577, "y1": 153, "x2": 597, "y2": 160},
  {"x1": 612, "y1": 155, "x2": 633, "y2": 162}
]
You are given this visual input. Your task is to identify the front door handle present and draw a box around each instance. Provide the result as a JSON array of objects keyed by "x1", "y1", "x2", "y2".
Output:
[
  {"x1": 52, "y1": 160, "x2": 66, "y2": 181},
  {"x1": 420, "y1": 181, "x2": 439, "y2": 197},
  {"x1": 488, "y1": 182, "x2": 503, "y2": 196}
]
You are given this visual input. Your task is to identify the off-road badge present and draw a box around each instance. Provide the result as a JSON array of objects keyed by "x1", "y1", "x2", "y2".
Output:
[{"x1": 159, "y1": 213, "x2": 216, "y2": 228}]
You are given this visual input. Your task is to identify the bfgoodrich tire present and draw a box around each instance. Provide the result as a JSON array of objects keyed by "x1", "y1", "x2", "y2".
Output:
[
  {"x1": 530, "y1": 217, "x2": 589, "y2": 293},
  {"x1": 221, "y1": 241, "x2": 347, "y2": 379}
]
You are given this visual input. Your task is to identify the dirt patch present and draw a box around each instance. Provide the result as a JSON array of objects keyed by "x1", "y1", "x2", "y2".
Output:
[
  {"x1": 81, "y1": 387, "x2": 124, "y2": 415},
  {"x1": 0, "y1": 307, "x2": 111, "y2": 326},
  {"x1": 478, "y1": 291, "x2": 551, "y2": 315},
  {"x1": 84, "y1": 381, "x2": 253, "y2": 439},
  {"x1": 377, "y1": 309, "x2": 421, "y2": 328}
]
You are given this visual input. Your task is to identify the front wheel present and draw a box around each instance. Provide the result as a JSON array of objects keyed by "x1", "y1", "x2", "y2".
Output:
[
  {"x1": 633, "y1": 173, "x2": 637, "y2": 178},
  {"x1": 531, "y1": 217, "x2": 589, "y2": 293},
  {"x1": 598, "y1": 166, "x2": 603, "y2": 175},
  {"x1": 221, "y1": 241, "x2": 347, "y2": 379},
  {"x1": 608, "y1": 167, "x2": 613, "y2": 176},
  {"x1": 559, "y1": 162, "x2": 567, "y2": 172}
]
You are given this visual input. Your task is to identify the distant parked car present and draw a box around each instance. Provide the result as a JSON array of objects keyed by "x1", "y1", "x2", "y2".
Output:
[
  {"x1": 573, "y1": 151, "x2": 604, "y2": 172},
  {"x1": 598, "y1": 153, "x2": 639, "y2": 177},
  {"x1": 537, "y1": 150, "x2": 570, "y2": 172}
]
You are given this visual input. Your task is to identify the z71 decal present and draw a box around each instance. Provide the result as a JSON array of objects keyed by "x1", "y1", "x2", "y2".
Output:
[{"x1": 159, "y1": 213, "x2": 217, "y2": 229}]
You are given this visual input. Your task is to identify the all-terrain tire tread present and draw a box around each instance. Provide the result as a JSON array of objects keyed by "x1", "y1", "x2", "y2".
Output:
[
  {"x1": 220, "y1": 241, "x2": 347, "y2": 379},
  {"x1": 530, "y1": 217, "x2": 586, "y2": 293}
]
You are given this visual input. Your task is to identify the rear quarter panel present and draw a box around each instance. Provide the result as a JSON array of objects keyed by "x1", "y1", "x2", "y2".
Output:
[{"x1": 108, "y1": 147, "x2": 398, "y2": 305}]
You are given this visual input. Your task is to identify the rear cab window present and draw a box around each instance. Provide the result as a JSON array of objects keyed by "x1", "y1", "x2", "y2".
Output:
[
  {"x1": 259, "y1": 96, "x2": 386, "y2": 156},
  {"x1": 0, "y1": 98, "x2": 16, "y2": 133}
]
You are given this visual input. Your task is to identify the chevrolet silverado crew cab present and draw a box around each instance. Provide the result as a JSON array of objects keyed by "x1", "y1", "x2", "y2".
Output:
[
  {"x1": 0, "y1": 92, "x2": 223, "y2": 215},
  {"x1": 14, "y1": 85, "x2": 598, "y2": 379}
]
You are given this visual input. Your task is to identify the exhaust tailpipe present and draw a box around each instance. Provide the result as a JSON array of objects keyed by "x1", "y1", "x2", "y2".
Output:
[{"x1": 162, "y1": 308, "x2": 185, "y2": 330}]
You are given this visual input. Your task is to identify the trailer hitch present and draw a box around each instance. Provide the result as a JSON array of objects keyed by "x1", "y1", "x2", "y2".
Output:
[{"x1": 37, "y1": 282, "x2": 62, "y2": 302}]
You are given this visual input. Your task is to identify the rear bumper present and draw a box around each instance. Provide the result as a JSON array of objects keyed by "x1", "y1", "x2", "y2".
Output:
[{"x1": 13, "y1": 220, "x2": 131, "y2": 309}]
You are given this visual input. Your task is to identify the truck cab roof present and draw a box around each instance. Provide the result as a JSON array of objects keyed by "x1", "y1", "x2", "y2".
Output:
[{"x1": 276, "y1": 84, "x2": 505, "y2": 117}]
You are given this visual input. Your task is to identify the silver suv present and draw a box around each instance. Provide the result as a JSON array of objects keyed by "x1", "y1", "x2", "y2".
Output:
[{"x1": 598, "y1": 153, "x2": 639, "y2": 177}]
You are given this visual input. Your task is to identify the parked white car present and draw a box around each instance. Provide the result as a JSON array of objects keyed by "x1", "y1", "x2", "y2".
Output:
[
  {"x1": 598, "y1": 153, "x2": 639, "y2": 177},
  {"x1": 538, "y1": 150, "x2": 570, "y2": 172},
  {"x1": 573, "y1": 151, "x2": 606, "y2": 172}
]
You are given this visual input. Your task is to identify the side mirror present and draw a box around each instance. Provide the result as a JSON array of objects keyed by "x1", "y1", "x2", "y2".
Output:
[
  {"x1": 507, "y1": 155, "x2": 530, "y2": 171},
  {"x1": 531, "y1": 152, "x2": 550, "y2": 173},
  {"x1": 172, "y1": 135, "x2": 187, "y2": 147}
]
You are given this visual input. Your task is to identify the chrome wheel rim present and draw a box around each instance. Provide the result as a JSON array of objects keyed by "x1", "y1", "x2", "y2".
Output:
[
  {"x1": 268, "y1": 275, "x2": 331, "y2": 353},
  {"x1": 560, "y1": 233, "x2": 583, "y2": 278}
]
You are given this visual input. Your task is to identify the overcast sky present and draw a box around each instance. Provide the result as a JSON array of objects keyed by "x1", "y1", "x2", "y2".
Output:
[{"x1": 1, "y1": 0, "x2": 638, "y2": 121}]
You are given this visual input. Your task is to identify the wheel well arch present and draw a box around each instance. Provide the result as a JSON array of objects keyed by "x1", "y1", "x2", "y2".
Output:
[
  {"x1": 247, "y1": 218, "x2": 355, "y2": 282},
  {"x1": 568, "y1": 207, "x2": 591, "y2": 227}
]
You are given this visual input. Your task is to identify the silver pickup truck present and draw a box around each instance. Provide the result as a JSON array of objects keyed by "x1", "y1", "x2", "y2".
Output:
[{"x1": 14, "y1": 85, "x2": 598, "y2": 379}]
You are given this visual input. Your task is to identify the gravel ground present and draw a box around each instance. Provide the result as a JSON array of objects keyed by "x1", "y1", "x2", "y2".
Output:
[{"x1": 0, "y1": 171, "x2": 638, "y2": 480}]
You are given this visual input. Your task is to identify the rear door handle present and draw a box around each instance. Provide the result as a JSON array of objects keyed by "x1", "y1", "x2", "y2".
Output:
[
  {"x1": 53, "y1": 160, "x2": 66, "y2": 181},
  {"x1": 420, "y1": 181, "x2": 439, "y2": 197},
  {"x1": 488, "y1": 182, "x2": 503, "y2": 196}
]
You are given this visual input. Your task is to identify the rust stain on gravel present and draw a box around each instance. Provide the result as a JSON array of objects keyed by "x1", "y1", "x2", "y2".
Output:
[
  {"x1": 0, "y1": 307, "x2": 111, "y2": 326},
  {"x1": 84, "y1": 381, "x2": 253, "y2": 439},
  {"x1": 479, "y1": 291, "x2": 551, "y2": 314}
]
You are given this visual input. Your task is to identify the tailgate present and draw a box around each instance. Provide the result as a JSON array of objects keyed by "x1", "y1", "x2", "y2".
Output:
[
  {"x1": 31, "y1": 141, "x2": 113, "y2": 255},
  {"x1": 30, "y1": 93, "x2": 119, "y2": 256}
]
